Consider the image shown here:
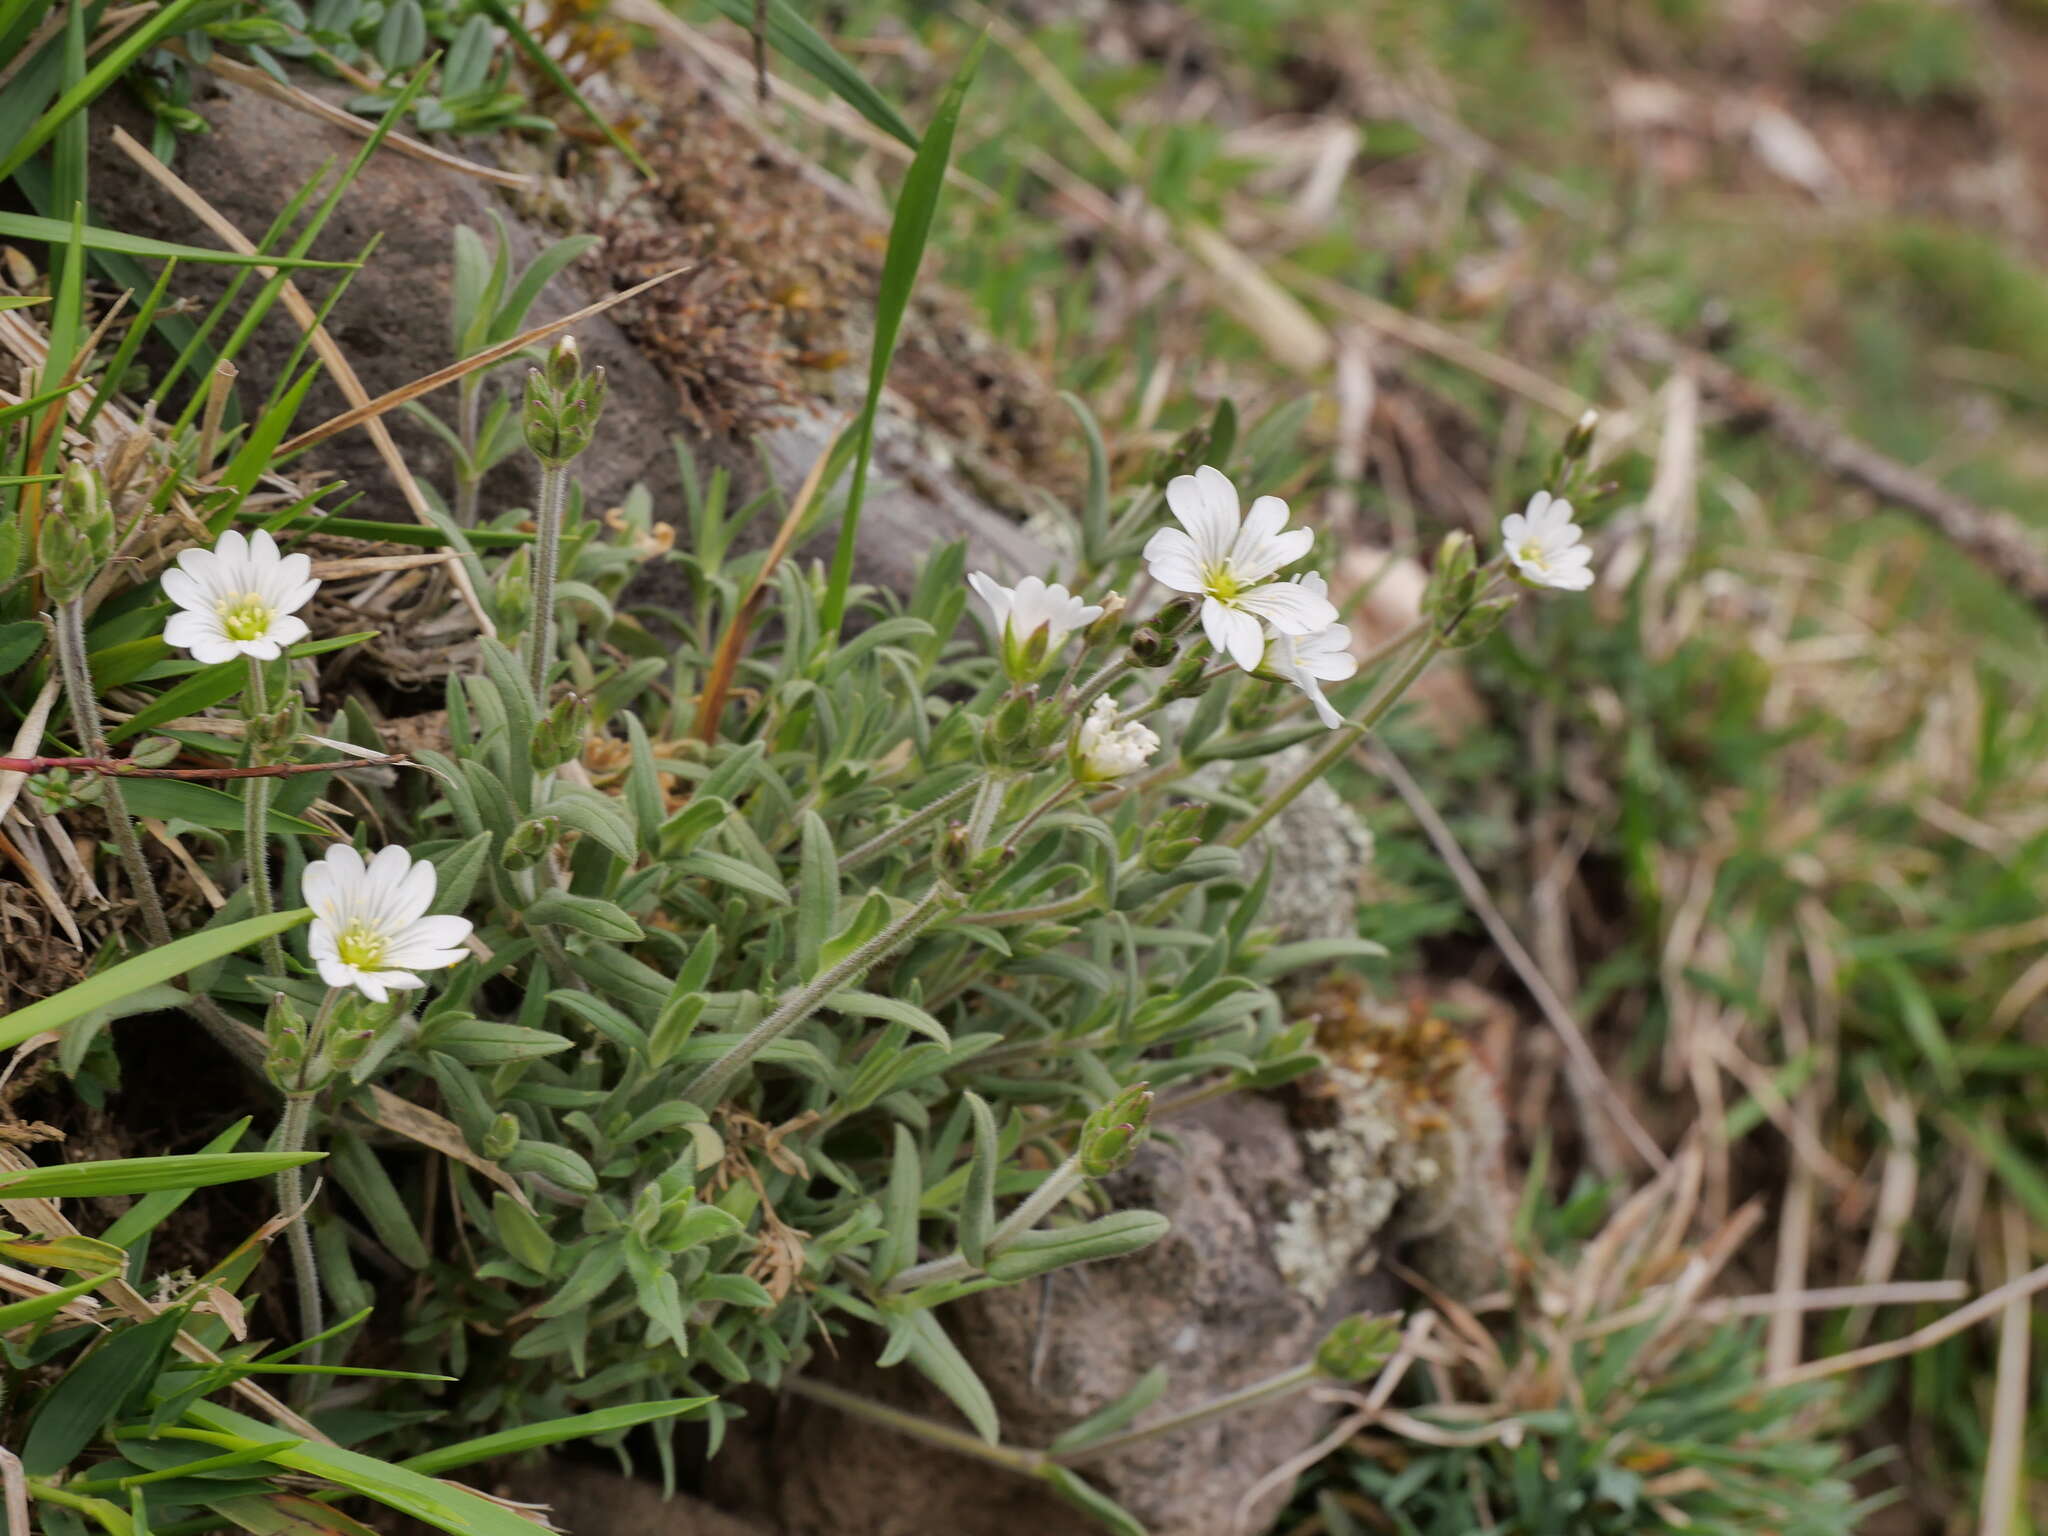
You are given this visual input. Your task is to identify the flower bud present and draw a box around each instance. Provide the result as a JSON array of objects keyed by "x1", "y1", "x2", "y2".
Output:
[
  {"x1": 128, "y1": 737, "x2": 181, "y2": 769},
  {"x1": 1315, "y1": 1312, "x2": 1402, "y2": 1381},
  {"x1": 1126, "y1": 623, "x2": 1178, "y2": 670},
  {"x1": 495, "y1": 546, "x2": 532, "y2": 637},
  {"x1": 482, "y1": 1112, "x2": 521, "y2": 1163},
  {"x1": 38, "y1": 465, "x2": 108, "y2": 605},
  {"x1": 1079, "y1": 1082, "x2": 1153, "y2": 1177},
  {"x1": 262, "y1": 993, "x2": 310, "y2": 1094},
  {"x1": 1424, "y1": 530, "x2": 1480, "y2": 634},
  {"x1": 1082, "y1": 591, "x2": 1125, "y2": 648},
  {"x1": 1442, "y1": 593, "x2": 1515, "y2": 650},
  {"x1": 532, "y1": 693, "x2": 592, "y2": 772},
  {"x1": 1563, "y1": 407, "x2": 1600, "y2": 464},
  {"x1": 504, "y1": 815, "x2": 560, "y2": 872},
  {"x1": 63, "y1": 461, "x2": 114, "y2": 562},
  {"x1": 246, "y1": 698, "x2": 304, "y2": 766},
  {"x1": 1142, "y1": 803, "x2": 1206, "y2": 872},
  {"x1": 547, "y1": 334, "x2": 582, "y2": 392},
  {"x1": 1159, "y1": 647, "x2": 1211, "y2": 703},
  {"x1": 1028, "y1": 698, "x2": 1068, "y2": 752},
  {"x1": 1153, "y1": 594, "x2": 1200, "y2": 639}
]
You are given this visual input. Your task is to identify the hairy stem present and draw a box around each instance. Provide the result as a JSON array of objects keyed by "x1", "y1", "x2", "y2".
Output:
[
  {"x1": 274, "y1": 1090, "x2": 323, "y2": 1359},
  {"x1": 886, "y1": 1154, "x2": 1084, "y2": 1294},
  {"x1": 784, "y1": 1376, "x2": 1046, "y2": 1476},
  {"x1": 56, "y1": 602, "x2": 170, "y2": 948},
  {"x1": 838, "y1": 778, "x2": 978, "y2": 874},
  {"x1": 1052, "y1": 1361, "x2": 1319, "y2": 1464},
  {"x1": 682, "y1": 882, "x2": 956, "y2": 1108},
  {"x1": 455, "y1": 375, "x2": 482, "y2": 528},
  {"x1": 1226, "y1": 628, "x2": 1442, "y2": 850},
  {"x1": 526, "y1": 460, "x2": 570, "y2": 705},
  {"x1": 242, "y1": 658, "x2": 286, "y2": 977}
]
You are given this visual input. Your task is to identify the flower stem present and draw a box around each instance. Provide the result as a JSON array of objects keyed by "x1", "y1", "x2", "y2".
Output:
[
  {"x1": 1225, "y1": 628, "x2": 1442, "y2": 850},
  {"x1": 55, "y1": 601, "x2": 171, "y2": 949},
  {"x1": 784, "y1": 1376, "x2": 1046, "y2": 1476},
  {"x1": 241, "y1": 658, "x2": 286, "y2": 978},
  {"x1": 682, "y1": 882, "x2": 957, "y2": 1108},
  {"x1": 526, "y1": 460, "x2": 570, "y2": 706},
  {"x1": 885, "y1": 1153, "x2": 1085, "y2": 1295},
  {"x1": 1050, "y1": 1361, "x2": 1319, "y2": 1464},
  {"x1": 274, "y1": 1088, "x2": 323, "y2": 1360},
  {"x1": 455, "y1": 375, "x2": 483, "y2": 528},
  {"x1": 963, "y1": 772, "x2": 1007, "y2": 855},
  {"x1": 839, "y1": 778, "x2": 978, "y2": 874}
]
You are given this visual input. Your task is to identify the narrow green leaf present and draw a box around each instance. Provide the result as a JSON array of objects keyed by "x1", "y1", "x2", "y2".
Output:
[
  {"x1": 0, "y1": 1152, "x2": 322, "y2": 1200},
  {"x1": 0, "y1": 216, "x2": 355, "y2": 269},
  {"x1": 396, "y1": 1399, "x2": 712, "y2": 1477},
  {"x1": 704, "y1": 0, "x2": 918, "y2": 149},
  {"x1": 818, "y1": 34, "x2": 984, "y2": 638},
  {"x1": 0, "y1": 910, "x2": 311, "y2": 1051},
  {"x1": 115, "y1": 777, "x2": 327, "y2": 837}
]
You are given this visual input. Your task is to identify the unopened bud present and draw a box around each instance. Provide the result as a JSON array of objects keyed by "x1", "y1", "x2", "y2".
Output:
[
  {"x1": 532, "y1": 693, "x2": 592, "y2": 772},
  {"x1": 496, "y1": 545, "x2": 532, "y2": 636},
  {"x1": 1315, "y1": 1312, "x2": 1402, "y2": 1381},
  {"x1": 1126, "y1": 624, "x2": 1178, "y2": 670},
  {"x1": 128, "y1": 737, "x2": 180, "y2": 769},
  {"x1": 1442, "y1": 593, "x2": 1515, "y2": 650},
  {"x1": 1563, "y1": 407, "x2": 1600, "y2": 463},
  {"x1": 1425, "y1": 530, "x2": 1480, "y2": 634},
  {"x1": 62, "y1": 462, "x2": 114, "y2": 562},
  {"x1": 547, "y1": 334, "x2": 582, "y2": 392},
  {"x1": 482, "y1": 1112, "x2": 520, "y2": 1162},
  {"x1": 246, "y1": 698, "x2": 304, "y2": 766},
  {"x1": 1159, "y1": 647, "x2": 1211, "y2": 703},
  {"x1": 1028, "y1": 698, "x2": 1067, "y2": 752},
  {"x1": 989, "y1": 690, "x2": 1034, "y2": 752},
  {"x1": 1082, "y1": 592, "x2": 1125, "y2": 648},
  {"x1": 1079, "y1": 1082, "x2": 1153, "y2": 1177},
  {"x1": 504, "y1": 815, "x2": 560, "y2": 872}
]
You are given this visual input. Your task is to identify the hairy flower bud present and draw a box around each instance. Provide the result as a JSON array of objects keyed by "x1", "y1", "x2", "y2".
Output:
[
  {"x1": 1079, "y1": 1082, "x2": 1153, "y2": 1177},
  {"x1": 38, "y1": 463, "x2": 109, "y2": 604},
  {"x1": 1315, "y1": 1312, "x2": 1402, "y2": 1382},
  {"x1": 1126, "y1": 623, "x2": 1178, "y2": 670},
  {"x1": 1082, "y1": 591, "x2": 1126, "y2": 648},
  {"x1": 504, "y1": 815, "x2": 561, "y2": 872},
  {"x1": 1159, "y1": 646, "x2": 1212, "y2": 703},
  {"x1": 524, "y1": 338, "x2": 608, "y2": 467},
  {"x1": 482, "y1": 1112, "x2": 521, "y2": 1163},
  {"x1": 128, "y1": 736, "x2": 181, "y2": 769},
  {"x1": 532, "y1": 693, "x2": 592, "y2": 773}
]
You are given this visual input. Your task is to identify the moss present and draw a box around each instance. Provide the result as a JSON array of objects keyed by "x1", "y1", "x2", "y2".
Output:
[{"x1": 1802, "y1": 0, "x2": 1984, "y2": 105}]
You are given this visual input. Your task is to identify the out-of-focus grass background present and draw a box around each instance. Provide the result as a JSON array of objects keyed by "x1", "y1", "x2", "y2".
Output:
[{"x1": 751, "y1": 0, "x2": 2048, "y2": 1527}]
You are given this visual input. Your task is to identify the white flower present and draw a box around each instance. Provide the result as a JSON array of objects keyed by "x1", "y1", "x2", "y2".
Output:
[
  {"x1": 1264, "y1": 574, "x2": 1357, "y2": 730},
  {"x1": 968, "y1": 572, "x2": 1103, "y2": 680},
  {"x1": 161, "y1": 529, "x2": 320, "y2": 664},
  {"x1": 305, "y1": 844, "x2": 473, "y2": 1003},
  {"x1": 1074, "y1": 695, "x2": 1158, "y2": 781},
  {"x1": 1142, "y1": 466, "x2": 1336, "y2": 671},
  {"x1": 1501, "y1": 491, "x2": 1594, "y2": 592}
]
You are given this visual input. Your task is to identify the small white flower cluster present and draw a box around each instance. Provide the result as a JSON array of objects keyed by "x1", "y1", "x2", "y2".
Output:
[{"x1": 1075, "y1": 696, "x2": 1159, "y2": 781}]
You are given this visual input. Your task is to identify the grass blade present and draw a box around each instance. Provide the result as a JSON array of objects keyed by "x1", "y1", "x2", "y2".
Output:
[
  {"x1": 817, "y1": 33, "x2": 984, "y2": 640},
  {"x1": 704, "y1": 0, "x2": 919, "y2": 150}
]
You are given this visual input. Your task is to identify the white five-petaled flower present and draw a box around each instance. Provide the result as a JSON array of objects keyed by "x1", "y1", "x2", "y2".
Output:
[
  {"x1": 1142, "y1": 466, "x2": 1336, "y2": 671},
  {"x1": 1501, "y1": 491, "x2": 1594, "y2": 592},
  {"x1": 305, "y1": 844, "x2": 473, "y2": 1004},
  {"x1": 161, "y1": 529, "x2": 320, "y2": 664},
  {"x1": 1074, "y1": 695, "x2": 1158, "y2": 781},
  {"x1": 967, "y1": 572, "x2": 1104, "y2": 681},
  {"x1": 1263, "y1": 573, "x2": 1357, "y2": 730}
]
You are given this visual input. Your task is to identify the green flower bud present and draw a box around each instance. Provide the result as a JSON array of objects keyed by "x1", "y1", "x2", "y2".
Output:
[
  {"x1": 1142, "y1": 805, "x2": 1206, "y2": 873},
  {"x1": 1126, "y1": 623, "x2": 1178, "y2": 670},
  {"x1": 495, "y1": 545, "x2": 532, "y2": 637},
  {"x1": 1082, "y1": 592, "x2": 1126, "y2": 648},
  {"x1": 62, "y1": 461, "x2": 114, "y2": 562},
  {"x1": 246, "y1": 698, "x2": 305, "y2": 766},
  {"x1": 128, "y1": 736, "x2": 181, "y2": 769},
  {"x1": 1562, "y1": 407, "x2": 1600, "y2": 466},
  {"x1": 532, "y1": 693, "x2": 592, "y2": 772},
  {"x1": 262, "y1": 993, "x2": 309, "y2": 1094},
  {"x1": 1159, "y1": 647, "x2": 1211, "y2": 703},
  {"x1": 482, "y1": 1112, "x2": 520, "y2": 1163},
  {"x1": 504, "y1": 815, "x2": 560, "y2": 872},
  {"x1": 1028, "y1": 698, "x2": 1068, "y2": 752},
  {"x1": 38, "y1": 467, "x2": 104, "y2": 605},
  {"x1": 1315, "y1": 1312, "x2": 1402, "y2": 1382},
  {"x1": 547, "y1": 334, "x2": 582, "y2": 392},
  {"x1": 1443, "y1": 593, "x2": 1515, "y2": 650},
  {"x1": 1425, "y1": 530, "x2": 1481, "y2": 634},
  {"x1": 1079, "y1": 1082, "x2": 1153, "y2": 1177}
]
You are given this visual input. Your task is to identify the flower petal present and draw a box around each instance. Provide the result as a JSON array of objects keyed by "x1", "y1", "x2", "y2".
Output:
[
  {"x1": 266, "y1": 614, "x2": 310, "y2": 649},
  {"x1": 189, "y1": 637, "x2": 243, "y2": 665},
  {"x1": 160, "y1": 567, "x2": 205, "y2": 614},
  {"x1": 1165, "y1": 466, "x2": 1239, "y2": 564},
  {"x1": 966, "y1": 571, "x2": 1012, "y2": 631},
  {"x1": 1234, "y1": 579, "x2": 1338, "y2": 635},
  {"x1": 1206, "y1": 600, "x2": 1265, "y2": 672},
  {"x1": 1141, "y1": 527, "x2": 1207, "y2": 593},
  {"x1": 314, "y1": 955, "x2": 355, "y2": 991},
  {"x1": 1231, "y1": 523, "x2": 1312, "y2": 584}
]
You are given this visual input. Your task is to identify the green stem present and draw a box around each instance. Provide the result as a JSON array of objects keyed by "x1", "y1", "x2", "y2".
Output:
[
  {"x1": 682, "y1": 882, "x2": 957, "y2": 1107},
  {"x1": 885, "y1": 1153, "x2": 1084, "y2": 1294},
  {"x1": 839, "y1": 778, "x2": 978, "y2": 874},
  {"x1": 957, "y1": 888, "x2": 1100, "y2": 928},
  {"x1": 274, "y1": 1089, "x2": 323, "y2": 1358},
  {"x1": 56, "y1": 602, "x2": 171, "y2": 949},
  {"x1": 26, "y1": 1480, "x2": 134, "y2": 1536},
  {"x1": 963, "y1": 772, "x2": 1007, "y2": 855},
  {"x1": 455, "y1": 375, "x2": 482, "y2": 528},
  {"x1": 1226, "y1": 628, "x2": 1442, "y2": 850},
  {"x1": 526, "y1": 460, "x2": 569, "y2": 705},
  {"x1": 242, "y1": 658, "x2": 285, "y2": 978},
  {"x1": 1051, "y1": 1361, "x2": 1319, "y2": 1464},
  {"x1": 784, "y1": 1376, "x2": 1046, "y2": 1476}
]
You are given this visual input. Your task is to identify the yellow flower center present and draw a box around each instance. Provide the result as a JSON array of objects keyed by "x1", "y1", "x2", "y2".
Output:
[
  {"x1": 215, "y1": 592, "x2": 276, "y2": 642},
  {"x1": 334, "y1": 920, "x2": 388, "y2": 970},
  {"x1": 1204, "y1": 563, "x2": 1243, "y2": 602},
  {"x1": 1515, "y1": 540, "x2": 1550, "y2": 572}
]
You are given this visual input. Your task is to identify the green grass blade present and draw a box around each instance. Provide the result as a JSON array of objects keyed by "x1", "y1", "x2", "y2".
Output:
[
  {"x1": 0, "y1": 0, "x2": 228, "y2": 183},
  {"x1": 0, "y1": 1151, "x2": 323, "y2": 1199},
  {"x1": 0, "y1": 212, "x2": 357, "y2": 269},
  {"x1": 817, "y1": 34, "x2": 983, "y2": 639},
  {"x1": 0, "y1": 909, "x2": 311, "y2": 1050},
  {"x1": 470, "y1": 0, "x2": 653, "y2": 178},
  {"x1": 704, "y1": 0, "x2": 919, "y2": 150},
  {"x1": 395, "y1": 1399, "x2": 713, "y2": 1476}
]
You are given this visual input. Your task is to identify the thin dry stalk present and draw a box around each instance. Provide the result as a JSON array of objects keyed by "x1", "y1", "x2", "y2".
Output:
[
  {"x1": 1976, "y1": 1204, "x2": 2030, "y2": 1536},
  {"x1": 1769, "y1": 1257, "x2": 2048, "y2": 1388},
  {"x1": 1364, "y1": 740, "x2": 1669, "y2": 1174}
]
